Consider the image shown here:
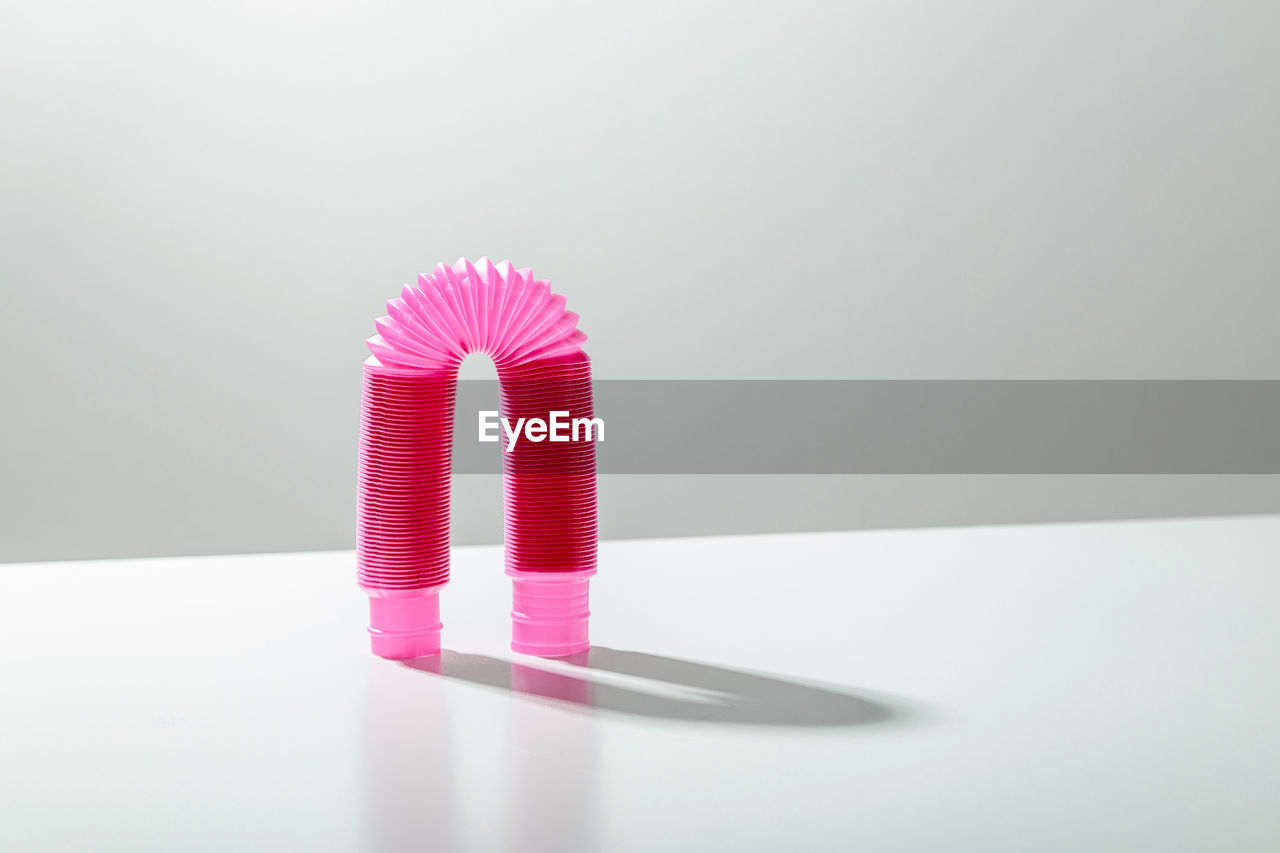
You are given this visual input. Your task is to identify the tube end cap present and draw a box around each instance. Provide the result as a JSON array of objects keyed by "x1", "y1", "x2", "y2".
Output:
[
  {"x1": 509, "y1": 571, "x2": 592, "y2": 658},
  {"x1": 368, "y1": 592, "x2": 442, "y2": 659}
]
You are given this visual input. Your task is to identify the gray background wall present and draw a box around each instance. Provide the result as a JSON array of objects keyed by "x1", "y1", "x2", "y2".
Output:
[{"x1": 3, "y1": 1, "x2": 1278, "y2": 563}]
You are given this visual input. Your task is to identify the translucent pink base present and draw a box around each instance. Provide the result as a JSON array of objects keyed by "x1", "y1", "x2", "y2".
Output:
[
  {"x1": 508, "y1": 569, "x2": 595, "y2": 657},
  {"x1": 366, "y1": 589, "x2": 443, "y2": 659}
]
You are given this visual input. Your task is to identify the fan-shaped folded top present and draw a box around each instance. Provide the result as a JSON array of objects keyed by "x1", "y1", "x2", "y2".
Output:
[{"x1": 366, "y1": 258, "x2": 587, "y2": 372}]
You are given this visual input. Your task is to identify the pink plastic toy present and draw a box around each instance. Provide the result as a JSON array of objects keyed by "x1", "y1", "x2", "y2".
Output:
[{"x1": 358, "y1": 259, "x2": 597, "y2": 659}]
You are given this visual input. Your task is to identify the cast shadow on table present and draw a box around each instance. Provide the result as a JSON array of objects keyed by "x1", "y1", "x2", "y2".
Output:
[{"x1": 403, "y1": 647, "x2": 906, "y2": 728}]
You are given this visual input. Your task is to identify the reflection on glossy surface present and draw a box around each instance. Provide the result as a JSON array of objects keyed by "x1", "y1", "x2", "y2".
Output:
[
  {"x1": 363, "y1": 657, "x2": 459, "y2": 853},
  {"x1": 367, "y1": 653, "x2": 602, "y2": 853},
  {"x1": 507, "y1": 653, "x2": 597, "y2": 853},
  {"x1": 364, "y1": 648, "x2": 903, "y2": 852}
]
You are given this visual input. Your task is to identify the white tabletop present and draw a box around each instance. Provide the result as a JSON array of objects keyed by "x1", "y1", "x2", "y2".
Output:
[{"x1": 2, "y1": 516, "x2": 1279, "y2": 852}]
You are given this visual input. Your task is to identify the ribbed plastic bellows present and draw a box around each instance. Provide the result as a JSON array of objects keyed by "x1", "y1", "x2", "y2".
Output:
[{"x1": 358, "y1": 258, "x2": 597, "y2": 659}]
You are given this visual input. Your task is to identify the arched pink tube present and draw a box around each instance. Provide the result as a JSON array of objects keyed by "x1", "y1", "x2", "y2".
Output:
[{"x1": 358, "y1": 258, "x2": 597, "y2": 659}]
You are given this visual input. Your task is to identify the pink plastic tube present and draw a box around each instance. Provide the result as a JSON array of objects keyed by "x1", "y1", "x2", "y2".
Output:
[{"x1": 358, "y1": 259, "x2": 597, "y2": 659}]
